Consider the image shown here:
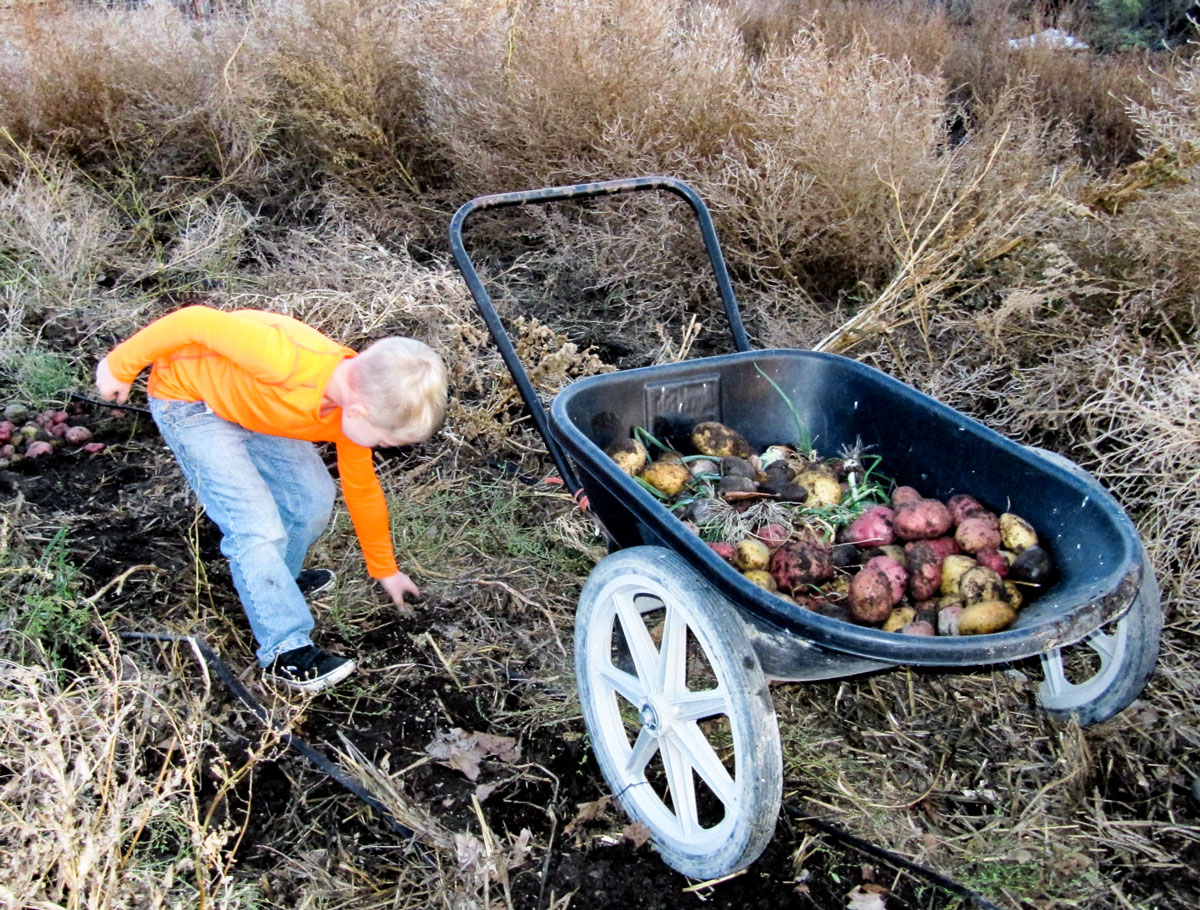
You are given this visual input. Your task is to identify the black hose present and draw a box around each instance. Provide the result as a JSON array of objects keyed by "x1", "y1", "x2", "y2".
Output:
[
  {"x1": 784, "y1": 806, "x2": 1003, "y2": 909},
  {"x1": 119, "y1": 631, "x2": 433, "y2": 859}
]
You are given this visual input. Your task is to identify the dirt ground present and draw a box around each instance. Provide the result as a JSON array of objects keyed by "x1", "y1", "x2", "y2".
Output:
[{"x1": 2, "y1": 400, "x2": 1195, "y2": 909}]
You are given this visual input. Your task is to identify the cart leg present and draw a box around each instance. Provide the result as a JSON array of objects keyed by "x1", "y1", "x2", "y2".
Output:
[{"x1": 575, "y1": 546, "x2": 782, "y2": 879}]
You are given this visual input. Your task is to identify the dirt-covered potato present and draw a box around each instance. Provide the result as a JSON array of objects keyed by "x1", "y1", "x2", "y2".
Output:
[
  {"x1": 1009, "y1": 545, "x2": 1055, "y2": 587},
  {"x1": 640, "y1": 459, "x2": 692, "y2": 496},
  {"x1": 946, "y1": 493, "x2": 983, "y2": 525},
  {"x1": 940, "y1": 554, "x2": 978, "y2": 595},
  {"x1": 955, "y1": 516, "x2": 1002, "y2": 554},
  {"x1": 769, "y1": 540, "x2": 834, "y2": 592},
  {"x1": 606, "y1": 438, "x2": 648, "y2": 475},
  {"x1": 904, "y1": 539, "x2": 944, "y2": 601},
  {"x1": 708, "y1": 541, "x2": 736, "y2": 562},
  {"x1": 797, "y1": 470, "x2": 842, "y2": 507},
  {"x1": 754, "y1": 523, "x2": 791, "y2": 550},
  {"x1": 999, "y1": 513, "x2": 1039, "y2": 551},
  {"x1": 734, "y1": 538, "x2": 771, "y2": 571},
  {"x1": 901, "y1": 620, "x2": 935, "y2": 636},
  {"x1": 891, "y1": 485, "x2": 922, "y2": 506},
  {"x1": 957, "y1": 565, "x2": 1006, "y2": 604},
  {"x1": 1003, "y1": 580, "x2": 1024, "y2": 610},
  {"x1": 937, "y1": 603, "x2": 964, "y2": 635},
  {"x1": 844, "y1": 505, "x2": 895, "y2": 546},
  {"x1": 893, "y1": 499, "x2": 953, "y2": 540},
  {"x1": 742, "y1": 569, "x2": 778, "y2": 592},
  {"x1": 864, "y1": 555, "x2": 906, "y2": 604},
  {"x1": 848, "y1": 566, "x2": 894, "y2": 624},
  {"x1": 692, "y1": 421, "x2": 753, "y2": 458},
  {"x1": 882, "y1": 606, "x2": 916, "y2": 632},
  {"x1": 957, "y1": 600, "x2": 1017, "y2": 634},
  {"x1": 975, "y1": 548, "x2": 1010, "y2": 576}
]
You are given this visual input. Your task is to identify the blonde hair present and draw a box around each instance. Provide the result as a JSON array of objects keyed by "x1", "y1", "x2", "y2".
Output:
[{"x1": 348, "y1": 337, "x2": 448, "y2": 441}]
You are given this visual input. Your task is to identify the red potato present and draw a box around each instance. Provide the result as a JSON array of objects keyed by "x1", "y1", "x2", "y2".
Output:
[
  {"x1": 901, "y1": 620, "x2": 935, "y2": 636},
  {"x1": 925, "y1": 536, "x2": 960, "y2": 560},
  {"x1": 0, "y1": 443, "x2": 14, "y2": 457},
  {"x1": 25, "y1": 440, "x2": 53, "y2": 458},
  {"x1": 864, "y1": 555, "x2": 906, "y2": 604},
  {"x1": 49, "y1": 423, "x2": 68, "y2": 438},
  {"x1": 975, "y1": 548, "x2": 1010, "y2": 577},
  {"x1": 83, "y1": 442, "x2": 105, "y2": 455},
  {"x1": 904, "y1": 540, "x2": 944, "y2": 602},
  {"x1": 843, "y1": 505, "x2": 895, "y2": 546},
  {"x1": 770, "y1": 540, "x2": 835, "y2": 592},
  {"x1": 962, "y1": 509, "x2": 1000, "y2": 530},
  {"x1": 848, "y1": 567, "x2": 894, "y2": 624},
  {"x1": 708, "y1": 541, "x2": 736, "y2": 563},
  {"x1": 955, "y1": 517, "x2": 1002, "y2": 554},
  {"x1": 946, "y1": 494, "x2": 982, "y2": 525},
  {"x1": 891, "y1": 485, "x2": 922, "y2": 506},
  {"x1": 753, "y1": 523, "x2": 791, "y2": 550},
  {"x1": 892, "y1": 499, "x2": 953, "y2": 540},
  {"x1": 937, "y1": 604, "x2": 964, "y2": 636}
]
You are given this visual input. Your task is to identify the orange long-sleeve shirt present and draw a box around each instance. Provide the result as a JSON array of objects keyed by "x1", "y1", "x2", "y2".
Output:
[{"x1": 105, "y1": 305, "x2": 399, "y2": 578}]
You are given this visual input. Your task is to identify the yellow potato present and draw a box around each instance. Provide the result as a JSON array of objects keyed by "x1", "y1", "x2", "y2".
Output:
[
  {"x1": 940, "y1": 554, "x2": 978, "y2": 595},
  {"x1": 958, "y1": 565, "x2": 1006, "y2": 604},
  {"x1": 957, "y1": 600, "x2": 1017, "y2": 635},
  {"x1": 606, "y1": 438, "x2": 648, "y2": 475},
  {"x1": 742, "y1": 569, "x2": 778, "y2": 592},
  {"x1": 1003, "y1": 580, "x2": 1024, "y2": 610},
  {"x1": 999, "y1": 513, "x2": 1038, "y2": 552},
  {"x1": 733, "y1": 538, "x2": 771, "y2": 571},
  {"x1": 691, "y1": 422, "x2": 753, "y2": 459},
  {"x1": 797, "y1": 471, "x2": 843, "y2": 508},
  {"x1": 640, "y1": 459, "x2": 692, "y2": 497},
  {"x1": 882, "y1": 606, "x2": 916, "y2": 633}
]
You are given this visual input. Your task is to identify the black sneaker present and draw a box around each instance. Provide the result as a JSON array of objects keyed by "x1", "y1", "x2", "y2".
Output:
[
  {"x1": 265, "y1": 646, "x2": 356, "y2": 693},
  {"x1": 296, "y1": 568, "x2": 336, "y2": 597}
]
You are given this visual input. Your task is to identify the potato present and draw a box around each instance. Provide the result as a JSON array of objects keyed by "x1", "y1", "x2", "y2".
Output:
[
  {"x1": 708, "y1": 541, "x2": 736, "y2": 563},
  {"x1": 721, "y1": 456, "x2": 757, "y2": 479},
  {"x1": 769, "y1": 540, "x2": 834, "y2": 591},
  {"x1": 975, "y1": 548, "x2": 1010, "y2": 577},
  {"x1": 882, "y1": 606, "x2": 916, "y2": 632},
  {"x1": 891, "y1": 485, "x2": 923, "y2": 506},
  {"x1": 925, "y1": 536, "x2": 960, "y2": 560},
  {"x1": 954, "y1": 516, "x2": 1002, "y2": 554},
  {"x1": 797, "y1": 470, "x2": 842, "y2": 508},
  {"x1": 759, "y1": 479, "x2": 809, "y2": 502},
  {"x1": 901, "y1": 620, "x2": 935, "y2": 636},
  {"x1": 878, "y1": 544, "x2": 907, "y2": 566},
  {"x1": 1003, "y1": 580, "x2": 1024, "y2": 610},
  {"x1": 1009, "y1": 545, "x2": 1054, "y2": 587},
  {"x1": 843, "y1": 505, "x2": 895, "y2": 546},
  {"x1": 893, "y1": 499, "x2": 953, "y2": 540},
  {"x1": 640, "y1": 459, "x2": 692, "y2": 496},
  {"x1": 946, "y1": 493, "x2": 982, "y2": 525},
  {"x1": 734, "y1": 538, "x2": 771, "y2": 571},
  {"x1": 848, "y1": 567, "x2": 894, "y2": 624},
  {"x1": 606, "y1": 438, "x2": 648, "y2": 475},
  {"x1": 688, "y1": 457, "x2": 721, "y2": 477},
  {"x1": 937, "y1": 603, "x2": 964, "y2": 635},
  {"x1": 692, "y1": 422, "x2": 753, "y2": 459},
  {"x1": 940, "y1": 554, "x2": 978, "y2": 595},
  {"x1": 865, "y1": 555, "x2": 906, "y2": 604},
  {"x1": 754, "y1": 523, "x2": 791, "y2": 550},
  {"x1": 958, "y1": 565, "x2": 1006, "y2": 604},
  {"x1": 64, "y1": 425, "x2": 92, "y2": 444},
  {"x1": 999, "y1": 513, "x2": 1039, "y2": 552},
  {"x1": 25, "y1": 440, "x2": 53, "y2": 458},
  {"x1": 958, "y1": 600, "x2": 1017, "y2": 635},
  {"x1": 904, "y1": 540, "x2": 944, "y2": 602},
  {"x1": 741, "y1": 569, "x2": 778, "y2": 592}
]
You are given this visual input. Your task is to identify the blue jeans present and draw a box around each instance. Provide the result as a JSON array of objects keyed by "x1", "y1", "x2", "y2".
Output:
[{"x1": 150, "y1": 398, "x2": 336, "y2": 665}]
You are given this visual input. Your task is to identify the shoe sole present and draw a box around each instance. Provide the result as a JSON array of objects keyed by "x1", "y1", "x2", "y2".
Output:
[{"x1": 266, "y1": 658, "x2": 356, "y2": 693}]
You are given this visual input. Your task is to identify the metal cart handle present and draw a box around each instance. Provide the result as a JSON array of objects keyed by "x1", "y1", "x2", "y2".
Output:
[{"x1": 449, "y1": 175, "x2": 750, "y2": 496}]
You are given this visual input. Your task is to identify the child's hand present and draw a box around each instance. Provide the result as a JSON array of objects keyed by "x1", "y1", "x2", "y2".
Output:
[
  {"x1": 96, "y1": 357, "x2": 132, "y2": 404},
  {"x1": 379, "y1": 571, "x2": 421, "y2": 606}
]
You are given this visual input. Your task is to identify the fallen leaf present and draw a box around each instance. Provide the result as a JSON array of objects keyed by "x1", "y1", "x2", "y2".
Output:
[
  {"x1": 563, "y1": 796, "x2": 613, "y2": 837},
  {"x1": 846, "y1": 883, "x2": 889, "y2": 910},
  {"x1": 622, "y1": 822, "x2": 651, "y2": 849}
]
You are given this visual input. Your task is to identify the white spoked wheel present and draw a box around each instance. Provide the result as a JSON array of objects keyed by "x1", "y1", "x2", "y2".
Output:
[
  {"x1": 1036, "y1": 570, "x2": 1162, "y2": 725},
  {"x1": 575, "y1": 546, "x2": 782, "y2": 879}
]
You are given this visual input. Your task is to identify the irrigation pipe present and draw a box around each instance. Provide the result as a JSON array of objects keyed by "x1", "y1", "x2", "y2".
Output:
[{"x1": 119, "y1": 631, "x2": 432, "y2": 858}]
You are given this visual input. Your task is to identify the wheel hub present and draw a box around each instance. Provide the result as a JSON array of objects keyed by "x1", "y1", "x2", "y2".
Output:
[{"x1": 639, "y1": 702, "x2": 662, "y2": 735}]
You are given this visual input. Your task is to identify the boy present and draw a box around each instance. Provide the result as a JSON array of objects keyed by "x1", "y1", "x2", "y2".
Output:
[{"x1": 96, "y1": 303, "x2": 447, "y2": 693}]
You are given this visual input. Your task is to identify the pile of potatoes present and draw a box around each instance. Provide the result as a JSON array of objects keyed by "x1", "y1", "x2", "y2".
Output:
[
  {"x1": 606, "y1": 421, "x2": 1055, "y2": 636},
  {"x1": 0, "y1": 402, "x2": 104, "y2": 468}
]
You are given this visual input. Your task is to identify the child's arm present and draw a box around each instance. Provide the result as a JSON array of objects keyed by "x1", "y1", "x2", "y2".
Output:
[
  {"x1": 336, "y1": 443, "x2": 420, "y2": 605},
  {"x1": 104, "y1": 305, "x2": 304, "y2": 384}
]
